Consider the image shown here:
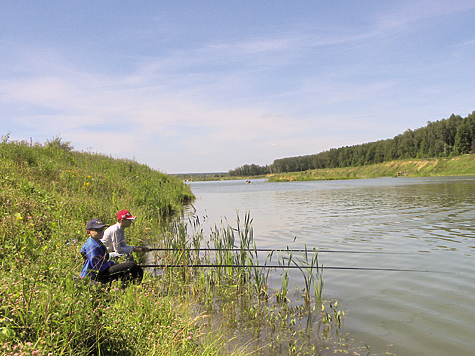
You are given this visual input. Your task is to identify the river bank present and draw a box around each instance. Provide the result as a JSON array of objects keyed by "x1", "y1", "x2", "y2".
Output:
[
  {"x1": 4, "y1": 138, "x2": 472, "y2": 355},
  {"x1": 0, "y1": 140, "x2": 212, "y2": 355},
  {"x1": 266, "y1": 154, "x2": 475, "y2": 182}
]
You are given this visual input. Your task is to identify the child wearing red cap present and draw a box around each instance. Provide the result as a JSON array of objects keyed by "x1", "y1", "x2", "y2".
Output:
[{"x1": 101, "y1": 210, "x2": 149, "y2": 261}]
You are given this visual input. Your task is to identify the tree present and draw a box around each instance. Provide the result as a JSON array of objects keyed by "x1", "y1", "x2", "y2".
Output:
[
  {"x1": 230, "y1": 110, "x2": 474, "y2": 175},
  {"x1": 454, "y1": 123, "x2": 472, "y2": 154}
]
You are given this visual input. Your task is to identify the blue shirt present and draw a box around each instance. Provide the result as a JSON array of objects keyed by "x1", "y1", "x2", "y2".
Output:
[{"x1": 80, "y1": 237, "x2": 115, "y2": 278}]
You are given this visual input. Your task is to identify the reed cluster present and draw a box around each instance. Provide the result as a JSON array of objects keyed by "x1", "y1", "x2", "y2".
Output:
[{"x1": 150, "y1": 212, "x2": 352, "y2": 355}]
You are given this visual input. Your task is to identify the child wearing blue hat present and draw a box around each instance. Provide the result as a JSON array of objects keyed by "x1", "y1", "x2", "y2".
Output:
[{"x1": 80, "y1": 218, "x2": 143, "y2": 284}]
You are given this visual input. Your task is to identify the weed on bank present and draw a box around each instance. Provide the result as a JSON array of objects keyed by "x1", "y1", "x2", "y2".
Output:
[{"x1": 0, "y1": 137, "x2": 205, "y2": 355}]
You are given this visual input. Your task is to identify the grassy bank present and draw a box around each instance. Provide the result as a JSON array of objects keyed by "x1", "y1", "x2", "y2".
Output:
[
  {"x1": 267, "y1": 155, "x2": 475, "y2": 182},
  {"x1": 1, "y1": 139, "x2": 350, "y2": 355},
  {"x1": 0, "y1": 138, "x2": 207, "y2": 355}
]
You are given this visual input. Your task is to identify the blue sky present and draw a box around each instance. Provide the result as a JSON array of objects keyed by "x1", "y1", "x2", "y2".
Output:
[{"x1": 1, "y1": 1, "x2": 475, "y2": 173}]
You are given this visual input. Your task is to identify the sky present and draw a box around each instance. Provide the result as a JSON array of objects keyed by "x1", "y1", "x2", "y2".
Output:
[{"x1": 1, "y1": 1, "x2": 475, "y2": 173}]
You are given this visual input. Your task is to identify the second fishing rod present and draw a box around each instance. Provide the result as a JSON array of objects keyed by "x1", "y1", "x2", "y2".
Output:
[{"x1": 148, "y1": 247, "x2": 402, "y2": 254}]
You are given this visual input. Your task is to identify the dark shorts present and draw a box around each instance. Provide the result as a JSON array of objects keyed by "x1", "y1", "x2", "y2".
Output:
[{"x1": 95, "y1": 261, "x2": 144, "y2": 283}]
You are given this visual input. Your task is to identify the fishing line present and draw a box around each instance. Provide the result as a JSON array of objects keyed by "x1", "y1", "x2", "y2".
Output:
[
  {"x1": 139, "y1": 264, "x2": 453, "y2": 273},
  {"x1": 148, "y1": 248, "x2": 403, "y2": 254}
]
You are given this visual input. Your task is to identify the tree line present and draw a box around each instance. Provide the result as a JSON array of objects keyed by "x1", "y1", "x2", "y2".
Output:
[{"x1": 229, "y1": 111, "x2": 475, "y2": 176}]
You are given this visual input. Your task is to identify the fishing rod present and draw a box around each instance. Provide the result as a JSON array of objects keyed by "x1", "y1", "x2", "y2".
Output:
[
  {"x1": 148, "y1": 248, "x2": 402, "y2": 255},
  {"x1": 138, "y1": 264, "x2": 452, "y2": 273}
]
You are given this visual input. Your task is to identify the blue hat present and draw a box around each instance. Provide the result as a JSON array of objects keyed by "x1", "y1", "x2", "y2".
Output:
[{"x1": 86, "y1": 218, "x2": 109, "y2": 230}]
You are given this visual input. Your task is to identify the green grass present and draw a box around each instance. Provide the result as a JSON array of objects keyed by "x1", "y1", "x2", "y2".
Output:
[
  {"x1": 0, "y1": 138, "x2": 206, "y2": 355},
  {"x1": 152, "y1": 214, "x2": 355, "y2": 355}
]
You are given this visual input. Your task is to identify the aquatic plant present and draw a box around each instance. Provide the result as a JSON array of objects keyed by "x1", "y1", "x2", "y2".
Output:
[{"x1": 153, "y1": 212, "x2": 350, "y2": 355}]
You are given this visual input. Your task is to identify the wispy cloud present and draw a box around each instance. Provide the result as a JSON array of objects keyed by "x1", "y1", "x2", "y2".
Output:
[
  {"x1": 373, "y1": 0, "x2": 475, "y2": 33},
  {"x1": 453, "y1": 38, "x2": 475, "y2": 47}
]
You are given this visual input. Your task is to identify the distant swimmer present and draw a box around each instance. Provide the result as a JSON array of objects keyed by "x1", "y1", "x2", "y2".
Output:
[{"x1": 246, "y1": 180, "x2": 251, "y2": 184}]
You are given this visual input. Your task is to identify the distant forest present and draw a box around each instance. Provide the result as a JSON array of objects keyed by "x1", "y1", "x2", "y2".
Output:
[{"x1": 229, "y1": 111, "x2": 475, "y2": 176}]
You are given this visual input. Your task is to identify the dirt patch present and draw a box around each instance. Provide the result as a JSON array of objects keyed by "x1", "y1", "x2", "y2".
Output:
[{"x1": 415, "y1": 161, "x2": 432, "y2": 170}]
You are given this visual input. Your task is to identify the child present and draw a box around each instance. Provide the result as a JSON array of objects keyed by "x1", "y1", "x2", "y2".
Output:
[
  {"x1": 101, "y1": 209, "x2": 149, "y2": 261},
  {"x1": 80, "y1": 218, "x2": 143, "y2": 284}
]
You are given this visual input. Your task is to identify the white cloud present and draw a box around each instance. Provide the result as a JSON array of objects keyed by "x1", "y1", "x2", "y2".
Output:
[
  {"x1": 374, "y1": 0, "x2": 475, "y2": 33},
  {"x1": 454, "y1": 38, "x2": 475, "y2": 47}
]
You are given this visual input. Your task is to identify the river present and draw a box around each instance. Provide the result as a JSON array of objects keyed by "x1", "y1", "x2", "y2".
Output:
[{"x1": 186, "y1": 176, "x2": 475, "y2": 356}]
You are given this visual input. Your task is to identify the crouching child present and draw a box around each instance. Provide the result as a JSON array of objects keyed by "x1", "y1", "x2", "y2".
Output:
[{"x1": 80, "y1": 218, "x2": 144, "y2": 284}]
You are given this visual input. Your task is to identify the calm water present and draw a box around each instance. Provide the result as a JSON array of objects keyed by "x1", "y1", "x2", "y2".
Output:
[{"x1": 187, "y1": 176, "x2": 475, "y2": 356}]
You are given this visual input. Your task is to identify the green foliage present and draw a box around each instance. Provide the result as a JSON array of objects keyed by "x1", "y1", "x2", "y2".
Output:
[
  {"x1": 228, "y1": 163, "x2": 271, "y2": 177},
  {"x1": 45, "y1": 135, "x2": 74, "y2": 152},
  {"x1": 229, "y1": 110, "x2": 475, "y2": 175},
  {"x1": 0, "y1": 138, "x2": 353, "y2": 355},
  {"x1": 454, "y1": 122, "x2": 472, "y2": 154},
  {"x1": 151, "y1": 214, "x2": 351, "y2": 355}
]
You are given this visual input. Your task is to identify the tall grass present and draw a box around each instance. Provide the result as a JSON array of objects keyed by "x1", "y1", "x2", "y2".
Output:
[
  {"x1": 152, "y1": 213, "x2": 352, "y2": 355},
  {"x1": 0, "y1": 138, "x2": 211, "y2": 355}
]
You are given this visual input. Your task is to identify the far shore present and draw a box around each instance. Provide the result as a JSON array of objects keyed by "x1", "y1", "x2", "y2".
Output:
[
  {"x1": 177, "y1": 155, "x2": 475, "y2": 182},
  {"x1": 266, "y1": 155, "x2": 475, "y2": 182}
]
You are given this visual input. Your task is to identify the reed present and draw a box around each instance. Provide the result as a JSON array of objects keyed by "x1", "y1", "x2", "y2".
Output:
[{"x1": 152, "y1": 212, "x2": 351, "y2": 355}]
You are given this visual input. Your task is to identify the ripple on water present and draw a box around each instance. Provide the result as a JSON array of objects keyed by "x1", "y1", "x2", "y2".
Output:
[{"x1": 189, "y1": 177, "x2": 475, "y2": 356}]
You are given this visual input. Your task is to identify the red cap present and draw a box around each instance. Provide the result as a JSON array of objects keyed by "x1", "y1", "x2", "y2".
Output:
[{"x1": 117, "y1": 210, "x2": 136, "y2": 220}]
